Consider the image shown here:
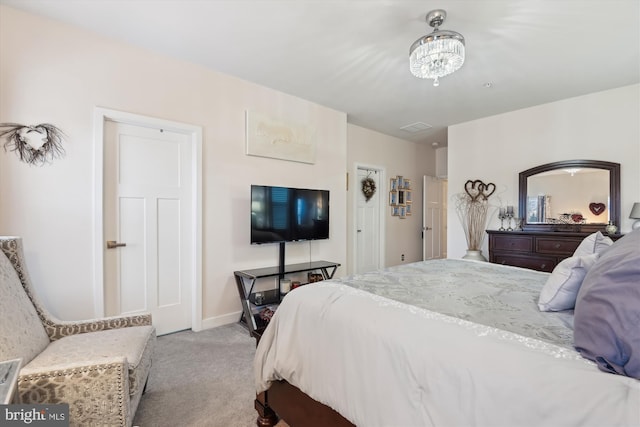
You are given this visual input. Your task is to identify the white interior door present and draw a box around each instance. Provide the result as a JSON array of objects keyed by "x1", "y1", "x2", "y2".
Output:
[
  {"x1": 423, "y1": 175, "x2": 444, "y2": 260},
  {"x1": 355, "y1": 168, "x2": 381, "y2": 274},
  {"x1": 104, "y1": 120, "x2": 193, "y2": 335}
]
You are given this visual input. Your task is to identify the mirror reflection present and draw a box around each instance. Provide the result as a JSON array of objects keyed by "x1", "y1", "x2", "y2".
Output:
[{"x1": 526, "y1": 168, "x2": 610, "y2": 224}]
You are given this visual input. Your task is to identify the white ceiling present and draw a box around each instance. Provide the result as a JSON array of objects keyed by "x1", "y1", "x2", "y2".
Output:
[{"x1": 2, "y1": 0, "x2": 639, "y2": 146}]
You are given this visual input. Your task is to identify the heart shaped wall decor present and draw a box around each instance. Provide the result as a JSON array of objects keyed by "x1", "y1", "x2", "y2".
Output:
[
  {"x1": 18, "y1": 126, "x2": 48, "y2": 151},
  {"x1": 589, "y1": 202, "x2": 605, "y2": 216},
  {"x1": 0, "y1": 122, "x2": 65, "y2": 165},
  {"x1": 463, "y1": 179, "x2": 496, "y2": 202}
]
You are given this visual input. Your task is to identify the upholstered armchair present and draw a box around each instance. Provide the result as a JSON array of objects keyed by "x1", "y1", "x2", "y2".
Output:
[{"x1": 0, "y1": 237, "x2": 156, "y2": 427}]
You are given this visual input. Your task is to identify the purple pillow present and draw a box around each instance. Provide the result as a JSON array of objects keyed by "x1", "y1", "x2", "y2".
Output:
[{"x1": 574, "y1": 229, "x2": 640, "y2": 378}]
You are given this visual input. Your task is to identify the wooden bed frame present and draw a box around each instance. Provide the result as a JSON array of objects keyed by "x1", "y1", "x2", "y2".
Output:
[{"x1": 255, "y1": 380, "x2": 355, "y2": 427}]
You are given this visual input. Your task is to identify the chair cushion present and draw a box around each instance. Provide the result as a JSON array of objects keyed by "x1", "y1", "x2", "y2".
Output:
[
  {"x1": 23, "y1": 325, "x2": 155, "y2": 396},
  {"x1": 0, "y1": 250, "x2": 50, "y2": 364}
]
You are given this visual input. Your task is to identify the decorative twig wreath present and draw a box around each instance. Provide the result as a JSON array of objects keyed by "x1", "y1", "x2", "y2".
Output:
[
  {"x1": 361, "y1": 177, "x2": 376, "y2": 201},
  {"x1": 0, "y1": 123, "x2": 65, "y2": 165}
]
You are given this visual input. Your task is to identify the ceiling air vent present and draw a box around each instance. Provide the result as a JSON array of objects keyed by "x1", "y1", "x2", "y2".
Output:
[{"x1": 400, "y1": 122, "x2": 432, "y2": 133}]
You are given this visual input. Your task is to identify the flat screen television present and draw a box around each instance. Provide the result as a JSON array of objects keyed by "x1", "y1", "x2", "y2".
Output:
[{"x1": 251, "y1": 185, "x2": 330, "y2": 244}]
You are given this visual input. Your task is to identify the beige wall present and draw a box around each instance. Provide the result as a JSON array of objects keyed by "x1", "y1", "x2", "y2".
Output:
[
  {"x1": 448, "y1": 84, "x2": 640, "y2": 259},
  {"x1": 0, "y1": 6, "x2": 349, "y2": 326},
  {"x1": 347, "y1": 124, "x2": 435, "y2": 272}
]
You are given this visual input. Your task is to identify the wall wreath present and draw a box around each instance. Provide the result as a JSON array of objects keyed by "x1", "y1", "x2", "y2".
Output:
[
  {"x1": 361, "y1": 177, "x2": 376, "y2": 201},
  {"x1": 0, "y1": 123, "x2": 65, "y2": 166}
]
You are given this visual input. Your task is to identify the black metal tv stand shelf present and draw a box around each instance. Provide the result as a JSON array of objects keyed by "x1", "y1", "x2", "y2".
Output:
[{"x1": 234, "y1": 260, "x2": 340, "y2": 342}]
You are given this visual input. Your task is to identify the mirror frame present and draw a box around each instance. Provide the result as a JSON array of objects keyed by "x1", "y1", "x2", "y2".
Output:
[{"x1": 518, "y1": 159, "x2": 620, "y2": 233}]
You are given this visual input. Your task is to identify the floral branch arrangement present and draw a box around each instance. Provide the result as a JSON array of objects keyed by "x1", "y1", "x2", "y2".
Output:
[{"x1": 455, "y1": 179, "x2": 496, "y2": 251}]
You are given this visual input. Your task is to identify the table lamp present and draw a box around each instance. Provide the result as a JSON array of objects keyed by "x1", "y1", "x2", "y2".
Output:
[{"x1": 630, "y1": 202, "x2": 640, "y2": 230}]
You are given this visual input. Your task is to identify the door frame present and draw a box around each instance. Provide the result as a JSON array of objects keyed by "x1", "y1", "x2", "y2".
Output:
[
  {"x1": 92, "y1": 107, "x2": 203, "y2": 331},
  {"x1": 422, "y1": 175, "x2": 447, "y2": 260},
  {"x1": 351, "y1": 163, "x2": 386, "y2": 274}
]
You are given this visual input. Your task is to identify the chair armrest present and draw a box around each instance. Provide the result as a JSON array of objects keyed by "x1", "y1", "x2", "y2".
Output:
[
  {"x1": 45, "y1": 313, "x2": 152, "y2": 341},
  {"x1": 19, "y1": 358, "x2": 131, "y2": 426}
]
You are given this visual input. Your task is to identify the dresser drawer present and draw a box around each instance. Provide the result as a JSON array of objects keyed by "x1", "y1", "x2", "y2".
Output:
[
  {"x1": 535, "y1": 238, "x2": 580, "y2": 256},
  {"x1": 494, "y1": 254, "x2": 557, "y2": 272},
  {"x1": 492, "y1": 235, "x2": 532, "y2": 252},
  {"x1": 487, "y1": 230, "x2": 594, "y2": 273}
]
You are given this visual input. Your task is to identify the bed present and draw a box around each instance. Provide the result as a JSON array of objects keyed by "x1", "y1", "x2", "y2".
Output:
[{"x1": 253, "y1": 231, "x2": 640, "y2": 427}]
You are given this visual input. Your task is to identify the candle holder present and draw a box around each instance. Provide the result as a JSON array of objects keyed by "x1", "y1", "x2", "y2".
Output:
[
  {"x1": 498, "y1": 208, "x2": 506, "y2": 231},
  {"x1": 506, "y1": 213, "x2": 514, "y2": 231},
  {"x1": 506, "y1": 206, "x2": 515, "y2": 231}
]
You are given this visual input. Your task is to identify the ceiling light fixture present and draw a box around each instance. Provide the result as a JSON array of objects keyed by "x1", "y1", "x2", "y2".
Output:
[
  {"x1": 409, "y1": 9, "x2": 465, "y2": 86},
  {"x1": 564, "y1": 168, "x2": 581, "y2": 176}
]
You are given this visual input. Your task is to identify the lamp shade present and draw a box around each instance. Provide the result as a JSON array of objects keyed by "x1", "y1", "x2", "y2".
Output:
[{"x1": 630, "y1": 202, "x2": 640, "y2": 231}]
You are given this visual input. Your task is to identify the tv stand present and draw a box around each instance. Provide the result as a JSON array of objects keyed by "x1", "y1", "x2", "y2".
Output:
[
  {"x1": 279, "y1": 242, "x2": 285, "y2": 278},
  {"x1": 234, "y1": 260, "x2": 340, "y2": 342}
]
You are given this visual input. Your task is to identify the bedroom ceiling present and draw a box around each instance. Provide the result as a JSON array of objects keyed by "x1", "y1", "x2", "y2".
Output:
[{"x1": 1, "y1": 0, "x2": 638, "y2": 146}]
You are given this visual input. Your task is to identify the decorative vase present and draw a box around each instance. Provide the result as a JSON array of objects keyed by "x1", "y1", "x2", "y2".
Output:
[
  {"x1": 605, "y1": 221, "x2": 618, "y2": 235},
  {"x1": 462, "y1": 249, "x2": 487, "y2": 262}
]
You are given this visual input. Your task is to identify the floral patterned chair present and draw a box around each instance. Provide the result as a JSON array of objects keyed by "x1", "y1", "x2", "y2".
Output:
[{"x1": 0, "y1": 237, "x2": 156, "y2": 426}]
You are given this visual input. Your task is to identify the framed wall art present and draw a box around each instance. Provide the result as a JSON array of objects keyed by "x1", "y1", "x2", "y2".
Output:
[
  {"x1": 245, "y1": 110, "x2": 316, "y2": 164},
  {"x1": 389, "y1": 190, "x2": 397, "y2": 205},
  {"x1": 389, "y1": 175, "x2": 412, "y2": 218}
]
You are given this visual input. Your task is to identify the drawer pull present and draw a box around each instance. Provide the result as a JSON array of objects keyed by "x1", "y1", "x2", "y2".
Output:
[
  {"x1": 540, "y1": 264, "x2": 546, "y2": 270},
  {"x1": 554, "y1": 243, "x2": 561, "y2": 249}
]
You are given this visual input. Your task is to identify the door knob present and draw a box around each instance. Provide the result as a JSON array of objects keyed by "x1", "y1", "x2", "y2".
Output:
[{"x1": 106, "y1": 240, "x2": 127, "y2": 249}]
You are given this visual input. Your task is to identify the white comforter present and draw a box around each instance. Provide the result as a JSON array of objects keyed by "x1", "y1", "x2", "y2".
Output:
[{"x1": 254, "y1": 261, "x2": 640, "y2": 427}]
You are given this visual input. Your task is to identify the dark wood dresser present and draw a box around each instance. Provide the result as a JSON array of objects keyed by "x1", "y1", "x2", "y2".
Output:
[{"x1": 486, "y1": 230, "x2": 621, "y2": 272}]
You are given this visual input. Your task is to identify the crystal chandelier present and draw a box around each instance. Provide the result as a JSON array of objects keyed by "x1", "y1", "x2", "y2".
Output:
[{"x1": 409, "y1": 9, "x2": 465, "y2": 86}]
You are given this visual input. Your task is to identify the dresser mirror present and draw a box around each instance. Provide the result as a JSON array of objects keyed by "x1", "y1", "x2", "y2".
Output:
[{"x1": 518, "y1": 160, "x2": 620, "y2": 233}]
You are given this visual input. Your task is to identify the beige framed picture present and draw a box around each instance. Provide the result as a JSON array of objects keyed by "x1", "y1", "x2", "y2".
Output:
[
  {"x1": 246, "y1": 110, "x2": 316, "y2": 164},
  {"x1": 389, "y1": 190, "x2": 398, "y2": 205}
]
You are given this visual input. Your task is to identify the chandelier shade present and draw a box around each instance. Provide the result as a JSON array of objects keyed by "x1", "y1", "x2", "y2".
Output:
[{"x1": 409, "y1": 10, "x2": 465, "y2": 86}]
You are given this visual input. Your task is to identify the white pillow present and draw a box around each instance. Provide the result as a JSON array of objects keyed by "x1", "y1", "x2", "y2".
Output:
[
  {"x1": 573, "y1": 231, "x2": 613, "y2": 257},
  {"x1": 538, "y1": 253, "x2": 600, "y2": 312}
]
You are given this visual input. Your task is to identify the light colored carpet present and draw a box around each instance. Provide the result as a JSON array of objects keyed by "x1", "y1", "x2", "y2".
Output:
[{"x1": 133, "y1": 323, "x2": 282, "y2": 427}]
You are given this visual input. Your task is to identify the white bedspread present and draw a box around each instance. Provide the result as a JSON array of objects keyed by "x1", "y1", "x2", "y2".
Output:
[{"x1": 254, "y1": 260, "x2": 640, "y2": 427}]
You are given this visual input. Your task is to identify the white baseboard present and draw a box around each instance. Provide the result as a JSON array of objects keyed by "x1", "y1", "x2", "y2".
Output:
[{"x1": 196, "y1": 310, "x2": 243, "y2": 331}]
